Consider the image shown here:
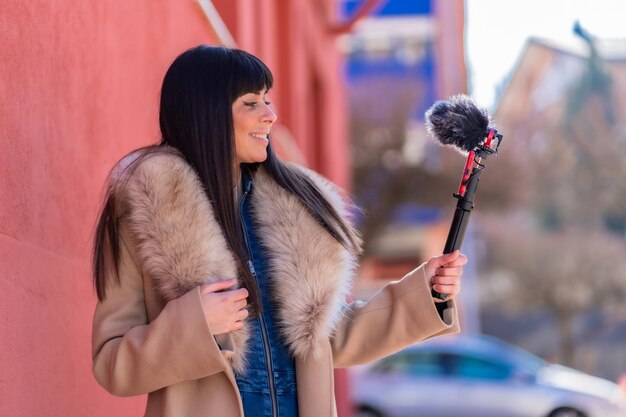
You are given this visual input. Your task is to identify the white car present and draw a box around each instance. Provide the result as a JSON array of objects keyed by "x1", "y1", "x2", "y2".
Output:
[{"x1": 351, "y1": 334, "x2": 626, "y2": 417}]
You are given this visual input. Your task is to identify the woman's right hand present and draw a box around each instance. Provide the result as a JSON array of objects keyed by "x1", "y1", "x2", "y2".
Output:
[{"x1": 199, "y1": 278, "x2": 249, "y2": 335}]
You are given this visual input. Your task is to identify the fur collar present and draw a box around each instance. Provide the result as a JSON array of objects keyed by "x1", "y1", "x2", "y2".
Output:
[{"x1": 116, "y1": 150, "x2": 359, "y2": 372}]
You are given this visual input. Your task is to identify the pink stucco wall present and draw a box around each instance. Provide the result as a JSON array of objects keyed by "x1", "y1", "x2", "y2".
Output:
[
  {"x1": 0, "y1": 2, "x2": 218, "y2": 415},
  {"x1": 1, "y1": 0, "x2": 353, "y2": 416}
]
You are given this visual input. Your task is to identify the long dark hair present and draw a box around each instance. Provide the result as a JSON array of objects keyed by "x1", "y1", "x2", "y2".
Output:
[{"x1": 93, "y1": 46, "x2": 361, "y2": 313}]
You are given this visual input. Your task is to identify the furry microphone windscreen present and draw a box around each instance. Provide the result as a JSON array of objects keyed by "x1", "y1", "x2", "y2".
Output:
[{"x1": 424, "y1": 94, "x2": 492, "y2": 155}]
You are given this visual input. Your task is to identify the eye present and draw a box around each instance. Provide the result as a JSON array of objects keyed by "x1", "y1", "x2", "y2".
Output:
[{"x1": 243, "y1": 100, "x2": 272, "y2": 108}]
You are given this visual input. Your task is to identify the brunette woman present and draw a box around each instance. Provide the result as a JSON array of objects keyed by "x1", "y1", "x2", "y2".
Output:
[{"x1": 91, "y1": 45, "x2": 466, "y2": 417}]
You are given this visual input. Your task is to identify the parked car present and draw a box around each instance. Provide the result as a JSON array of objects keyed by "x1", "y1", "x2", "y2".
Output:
[{"x1": 351, "y1": 334, "x2": 626, "y2": 417}]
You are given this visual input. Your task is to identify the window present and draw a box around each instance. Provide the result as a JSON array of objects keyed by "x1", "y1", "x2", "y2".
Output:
[
  {"x1": 450, "y1": 354, "x2": 512, "y2": 381},
  {"x1": 371, "y1": 352, "x2": 446, "y2": 377}
]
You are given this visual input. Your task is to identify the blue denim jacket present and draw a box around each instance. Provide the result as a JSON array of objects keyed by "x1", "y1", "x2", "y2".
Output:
[{"x1": 235, "y1": 169, "x2": 298, "y2": 417}]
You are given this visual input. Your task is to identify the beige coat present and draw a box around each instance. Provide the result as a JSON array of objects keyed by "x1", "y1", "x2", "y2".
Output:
[{"x1": 92, "y1": 150, "x2": 460, "y2": 417}]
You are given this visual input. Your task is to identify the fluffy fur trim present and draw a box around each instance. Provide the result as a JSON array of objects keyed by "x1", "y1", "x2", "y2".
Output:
[
  {"x1": 251, "y1": 166, "x2": 360, "y2": 359},
  {"x1": 115, "y1": 150, "x2": 358, "y2": 368},
  {"x1": 118, "y1": 151, "x2": 249, "y2": 372}
]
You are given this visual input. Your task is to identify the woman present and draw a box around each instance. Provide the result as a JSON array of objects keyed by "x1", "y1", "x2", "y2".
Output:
[{"x1": 91, "y1": 45, "x2": 466, "y2": 417}]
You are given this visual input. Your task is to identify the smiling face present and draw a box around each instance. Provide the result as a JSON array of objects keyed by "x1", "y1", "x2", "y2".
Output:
[{"x1": 232, "y1": 89, "x2": 277, "y2": 165}]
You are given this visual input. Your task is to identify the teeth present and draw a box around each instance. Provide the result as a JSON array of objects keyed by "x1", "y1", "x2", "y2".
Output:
[{"x1": 251, "y1": 133, "x2": 268, "y2": 139}]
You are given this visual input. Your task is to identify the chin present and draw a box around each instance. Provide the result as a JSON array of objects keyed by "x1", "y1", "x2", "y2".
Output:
[{"x1": 244, "y1": 154, "x2": 267, "y2": 164}]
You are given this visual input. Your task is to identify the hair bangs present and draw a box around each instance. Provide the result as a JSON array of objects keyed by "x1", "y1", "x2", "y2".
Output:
[{"x1": 231, "y1": 50, "x2": 274, "y2": 99}]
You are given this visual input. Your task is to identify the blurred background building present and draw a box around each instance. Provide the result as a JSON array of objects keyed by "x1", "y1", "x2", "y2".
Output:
[
  {"x1": 479, "y1": 32, "x2": 626, "y2": 381},
  {"x1": 338, "y1": 0, "x2": 481, "y2": 335},
  {"x1": 463, "y1": 0, "x2": 626, "y2": 396}
]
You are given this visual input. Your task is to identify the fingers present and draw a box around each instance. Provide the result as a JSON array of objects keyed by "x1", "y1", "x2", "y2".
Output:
[
  {"x1": 424, "y1": 251, "x2": 467, "y2": 301},
  {"x1": 234, "y1": 298, "x2": 248, "y2": 311},
  {"x1": 200, "y1": 279, "x2": 249, "y2": 302},
  {"x1": 431, "y1": 271, "x2": 462, "y2": 296},
  {"x1": 201, "y1": 278, "x2": 237, "y2": 294},
  {"x1": 434, "y1": 266, "x2": 463, "y2": 277},
  {"x1": 425, "y1": 251, "x2": 466, "y2": 277},
  {"x1": 229, "y1": 287, "x2": 249, "y2": 302},
  {"x1": 226, "y1": 306, "x2": 249, "y2": 332},
  {"x1": 430, "y1": 250, "x2": 460, "y2": 267},
  {"x1": 425, "y1": 251, "x2": 456, "y2": 277},
  {"x1": 445, "y1": 254, "x2": 468, "y2": 268},
  {"x1": 235, "y1": 307, "x2": 249, "y2": 320},
  {"x1": 431, "y1": 274, "x2": 460, "y2": 285},
  {"x1": 431, "y1": 267, "x2": 462, "y2": 294},
  {"x1": 231, "y1": 320, "x2": 245, "y2": 331},
  {"x1": 200, "y1": 279, "x2": 250, "y2": 335},
  {"x1": 429, "y1": 250, "x2": 467, "y2": 267},
  {"x1": 431, "y1": 283, "x2": 461, "y2": 297}
]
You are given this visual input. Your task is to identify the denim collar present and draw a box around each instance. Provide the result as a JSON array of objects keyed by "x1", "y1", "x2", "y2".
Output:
[{"x1": 241, "y1": 165, "x2": 255, "y2": 194}]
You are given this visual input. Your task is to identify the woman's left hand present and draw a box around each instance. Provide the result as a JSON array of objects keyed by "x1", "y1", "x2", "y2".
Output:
[{"x1": 423, "y1": 250, "x2": 468, "y2": 302}]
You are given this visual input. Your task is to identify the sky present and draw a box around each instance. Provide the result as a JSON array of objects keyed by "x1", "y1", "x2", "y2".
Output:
[{"x1": 465, "y1": 0, "x2": 626, "y2": 110}]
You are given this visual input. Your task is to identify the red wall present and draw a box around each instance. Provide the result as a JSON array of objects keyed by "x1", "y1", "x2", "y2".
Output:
[
  {"x1": 1, "y1": 1, "x2": 352, "y2": 416},
  {"x1": 0, "y1": 1, "x2": 219, "y2": 416}
]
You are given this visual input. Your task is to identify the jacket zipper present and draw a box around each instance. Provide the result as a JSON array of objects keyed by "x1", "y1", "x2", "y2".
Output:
[{"x1": 240, "y1": 181, "x2": 279, "y2": 417}]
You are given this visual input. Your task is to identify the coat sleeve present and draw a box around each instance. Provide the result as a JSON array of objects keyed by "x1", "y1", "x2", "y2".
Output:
[
  {"x1": 330, "y1": 263, "x2": 460, "y2": 368},
  {"x1": 91, "y1": 227, "x2": 229, "y2": 397}
]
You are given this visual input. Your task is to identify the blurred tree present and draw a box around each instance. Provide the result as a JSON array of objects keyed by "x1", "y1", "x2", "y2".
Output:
[
  {"x1": 483, "y1": 221, "x2": 626, "y2": 365},
  {"x1": 481, "y1": 23, "x2": 626, "y2": 367}
]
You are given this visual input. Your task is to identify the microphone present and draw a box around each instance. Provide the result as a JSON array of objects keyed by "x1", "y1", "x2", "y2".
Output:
[
  {"x1": 424, "y1": 95, "x2": 504, "y2": 300},
  {"x1": 425, "y1": 94, "x2": 492, "y2": 155}
]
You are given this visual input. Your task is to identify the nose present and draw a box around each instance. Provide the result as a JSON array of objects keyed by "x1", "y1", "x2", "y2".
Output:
[{"x1": 262, "y1": 104, "x2": 278, "y2": 124}]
